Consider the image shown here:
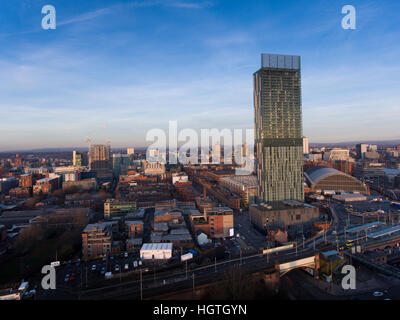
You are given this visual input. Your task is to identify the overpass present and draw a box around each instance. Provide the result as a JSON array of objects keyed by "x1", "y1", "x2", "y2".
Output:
[{"x1": 277, "y1": 253, "x2": 320, "y2": 277}]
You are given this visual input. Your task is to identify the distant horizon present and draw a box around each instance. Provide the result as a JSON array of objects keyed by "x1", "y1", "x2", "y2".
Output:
[{"x1": 1, "y1": 137, "x2": 399, "y2": 154}]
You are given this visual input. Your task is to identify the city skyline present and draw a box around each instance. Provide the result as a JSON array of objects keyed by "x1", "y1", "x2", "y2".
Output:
[{"x1": 1, "y1": 0, "x2": 400, "y2": 151}]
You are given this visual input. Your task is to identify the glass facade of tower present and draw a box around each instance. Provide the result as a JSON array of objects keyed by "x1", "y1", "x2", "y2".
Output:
[{"x1": 254, "y1": 54, "x2": 304, "y2": 202}]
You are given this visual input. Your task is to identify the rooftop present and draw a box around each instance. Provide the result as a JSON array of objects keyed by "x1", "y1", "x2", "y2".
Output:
[{"x1": 141, "y1": 243, "x2": 173, "y2": 251}]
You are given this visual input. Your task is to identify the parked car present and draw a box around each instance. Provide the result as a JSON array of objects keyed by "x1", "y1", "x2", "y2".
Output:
[
  {"x1": 70, "y1": 273, "x2": 76, "y2": 281},
  {"x1": 100, "y1": 267, "x2": 106, "y2": 275},
  {"x1": 64, "y1": 274, "x2": 70, "y2": 282},
  {"x1": 115, "y1": 265, "x2": 120, "y2": 272},
  {"x1": 124, "y1": 252, "x2": 128, "y2": 258},
  {"x1": 124, "y1": 263, "x2": 129, "y2": 271}
]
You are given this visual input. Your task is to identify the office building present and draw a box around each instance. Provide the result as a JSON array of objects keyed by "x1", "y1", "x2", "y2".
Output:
[
  {"x1": 356, "y1": 143, "x2": 368, "y2": 159},
  {"x1": 0, "y1": 177, "x2": 18, "y2": 195},
  {"x1": 104, "y1": 199, "x2": 137, "y2": 219},
  {"x1": 254, "y1": 54, "x2": 304, "y2": 202},
  {"x1": 112, "y1": 154, "x2": 131, "y2": 177},
  {"x1": 303, "y1": 137, "x2": 309, "y2": 155}
]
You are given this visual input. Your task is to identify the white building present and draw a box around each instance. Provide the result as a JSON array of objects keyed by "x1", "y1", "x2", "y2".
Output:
[
  {"x1": 323, "y1": 148, "x2": 350, "y2": 161},
  {"x1": 303, "y1": 137, "x2": 309, "y2": 154},
  {"x1": 140, "y1": 243, "x2": 173, "y2": 260},
  {"x1": 172, "y1": 174, "x2": 188, "y2": 185}
]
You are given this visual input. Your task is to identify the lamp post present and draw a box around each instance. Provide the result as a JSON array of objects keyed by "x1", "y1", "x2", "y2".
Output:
[{"x1": 140, "y1": 268, "x2": 143, "y2": 300}]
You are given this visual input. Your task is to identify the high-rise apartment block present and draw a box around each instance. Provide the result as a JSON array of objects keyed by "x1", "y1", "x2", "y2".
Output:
[
  {"x1": 73, "y1": 151, "x2": 83, "y2": 166},
  {"x1": 89, "y1": 144, "x2": 111, "y2": 179},
  {"x1": 254, "y1": 54, "x2": 304, "y2": 202}
]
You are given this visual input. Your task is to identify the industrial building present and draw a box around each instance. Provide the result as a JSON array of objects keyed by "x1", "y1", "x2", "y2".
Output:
[
  {"x1": 249, "y1": 200, "x2": 319, "y2": 235},
  {"x1": 140, "y1": 243, "x2": 173, "y2": 260},
  {"x1": 332, "y1": 193, "x2": 368, "y2": 203}
]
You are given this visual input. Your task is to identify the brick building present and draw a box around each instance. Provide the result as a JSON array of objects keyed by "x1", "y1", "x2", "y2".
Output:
[
  {"x1": 125, "y1": 220, "x2": 144, "y2": 237},
  {"x1": 82, "y1": 222, "x2": 113, "y2": 259},
  {"x1": 190, "y1": 207, "x2": 234, "y2": 239}
]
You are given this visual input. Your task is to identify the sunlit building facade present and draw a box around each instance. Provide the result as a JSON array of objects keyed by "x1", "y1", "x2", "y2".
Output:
[{"x1": 254, "y1": 54, "x2": 304, "y2": 202}]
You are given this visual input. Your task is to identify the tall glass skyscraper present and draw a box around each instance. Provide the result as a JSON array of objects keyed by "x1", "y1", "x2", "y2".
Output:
[{"x1": 254, "y1": 54, "x2": 304, "y2": 202}]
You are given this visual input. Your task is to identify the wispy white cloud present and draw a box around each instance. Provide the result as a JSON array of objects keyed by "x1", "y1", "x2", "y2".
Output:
[{"x1": 58, "y1": 8, "x2": 113, "y2": 26}]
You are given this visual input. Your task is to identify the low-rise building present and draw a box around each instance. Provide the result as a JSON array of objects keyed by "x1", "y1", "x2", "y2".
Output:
[
  {"x1": 126, "y1": 237, "x2": 143, "y2": 252},
  {"x1": 33, "y1": 176, "x2": 60, "y2": 195},
  {"x1": 104, "y1": 199, "x2": 137, "y2": 219},
  {"x1": 62, "y1": 178, "x2": 97, "y2": 193},
  {"x1": 190, "y1": 206, "x2": 234, "y2": 239},
  {"x1": 249, "y1": 201, "x2": 319, "y2": 235},
  {"x1": 140, "y1": 243, "x2": 173, "y2": 260},
  {"x1": 125, "y1": 220, "x2": 144, "y2": 237}
]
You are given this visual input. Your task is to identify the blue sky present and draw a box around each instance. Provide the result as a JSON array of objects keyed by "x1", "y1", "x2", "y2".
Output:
[{"x1": 0, "y1": 0, "x2": 399, "y2": 151}]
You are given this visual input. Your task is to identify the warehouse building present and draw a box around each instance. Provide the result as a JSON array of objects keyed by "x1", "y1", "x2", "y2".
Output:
[{"x1": 140, "y1": 243, "x2": 173, "y2": 260}]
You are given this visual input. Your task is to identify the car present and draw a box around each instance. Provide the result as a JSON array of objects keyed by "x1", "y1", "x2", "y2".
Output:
[
  {"x1": 100, "y1": 267, "x2": 106, "y2": 275},
  {"x1": 115, "y1": 265, "x2": 120, "y2": 272},
  {"x1": 110, "y1": 255, "x2": 114, "y2": 260},
  {"x1": 102, "y1": 256, "x2": 107, "y2": 261},
  {"x1": 76, "y1": 260, "x2": 81, "y2": 267},
  {"x1": 124, "y1": 252, "x2": 128, "y2": 258},
  {"x1": 91, "y1": 265, "x2": 96, "y2": 271},
  {"x1": 64, "y1": 274, "x2": 70, "y2": 282},
  {"x1": 70, "y1": 273, "x2": 76, "y2": 281},
  {"x1": 138, "y1": 260, "x2": 142, "y2": 266},
  {"x1": 373, "y1": 291, "x2": 383, "y2": 297},
  {"x1": 133, "y1": 261, "x2": 138, "y2": 268},
  {"x1": 124, "y1": 263, "x2": 129, "y2": 271}
]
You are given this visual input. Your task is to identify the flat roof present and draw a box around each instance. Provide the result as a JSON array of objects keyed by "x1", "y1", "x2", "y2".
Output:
[
  {"x1": 140, "y1": 243, "x2": 173, "y2": 251},
  {"x1": 346, "y1": 222, "x2": 385, "y2": 233}
]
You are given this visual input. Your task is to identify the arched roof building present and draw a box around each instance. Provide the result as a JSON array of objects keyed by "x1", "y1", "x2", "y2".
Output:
[{"x1": 304, "y1": 166, "x2": 369, "y2": 194}]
